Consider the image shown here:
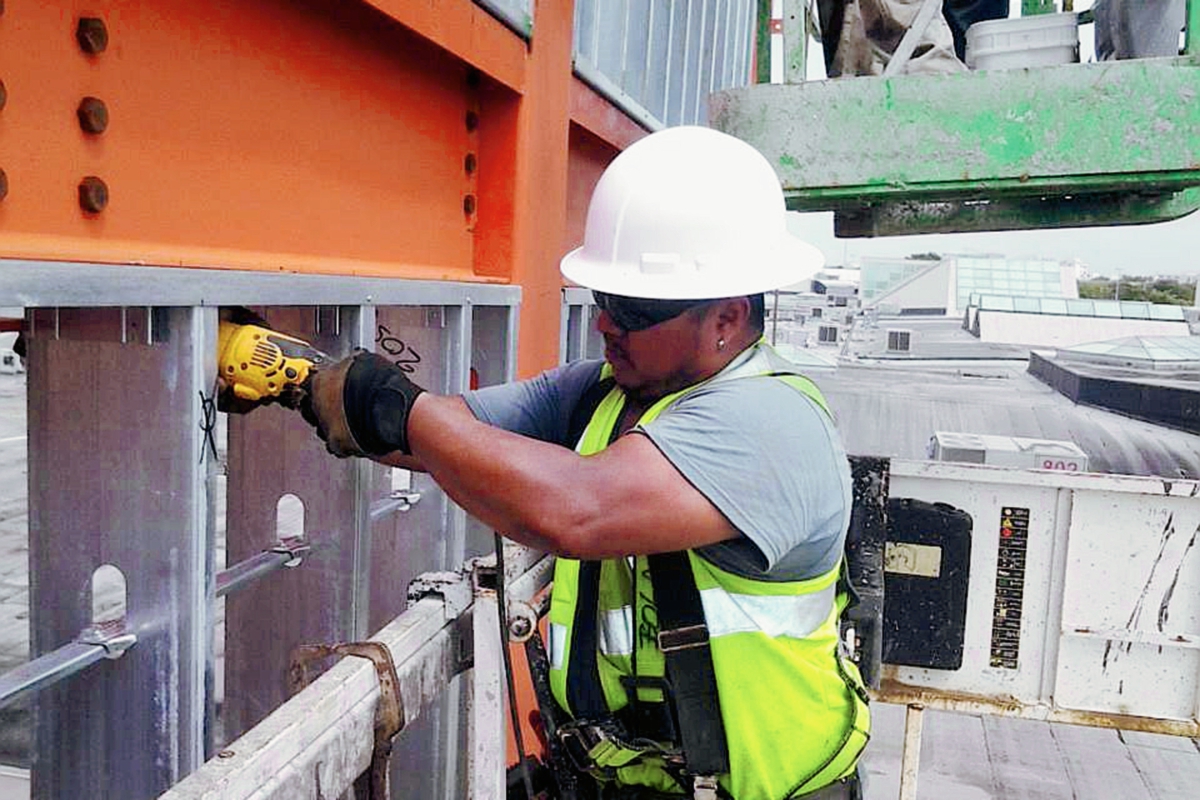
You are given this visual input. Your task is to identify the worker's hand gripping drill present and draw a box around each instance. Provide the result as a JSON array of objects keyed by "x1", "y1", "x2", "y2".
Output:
[
  {"x1": 215, "y1": 308, "x2": 331, "y2": 414},
  {"x1": 215, "y1": 310, "x2": 425, "y2": 457},
  {"x1": 298, "y1": 352, "x2": 426, "y2": 458}
]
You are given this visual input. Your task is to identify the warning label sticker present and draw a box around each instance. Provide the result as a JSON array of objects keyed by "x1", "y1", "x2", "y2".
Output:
[{"x1": 990, "y1": 507, "x2": 1029, "y2": 669}]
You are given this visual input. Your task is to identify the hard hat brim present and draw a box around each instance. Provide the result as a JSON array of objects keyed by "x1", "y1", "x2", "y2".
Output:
[{"x1": 559, "y1": 235, "x2": 825, "y2": 300}]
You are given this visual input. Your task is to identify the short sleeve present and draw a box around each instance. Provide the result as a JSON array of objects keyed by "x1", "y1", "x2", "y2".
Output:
[
  {"x1": 638, "y1": 377, "x2": 852, "y2": 580},
  {"x1": 463, "y1": 360, "x2": 605, "y2": 447}
]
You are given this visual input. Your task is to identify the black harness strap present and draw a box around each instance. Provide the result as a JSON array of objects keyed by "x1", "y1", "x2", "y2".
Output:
[
  {"x1": 567, "y1": 373, "x2": 616, "y2": 451},
  {"x1": 564, "y1": 560, "x2": 608, "y2": 718},
  {"x1": 562, "y1": 370, "x2": 729, "y2": 776},
  {"x1": 647, "y1": 550, "x2": 730, "y2": 777},
  {"x1": 563, "y1": 373, "x2": 618, "y2": 719}
]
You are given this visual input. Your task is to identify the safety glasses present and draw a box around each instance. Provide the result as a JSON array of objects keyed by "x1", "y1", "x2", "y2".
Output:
[{"x1": 592, "y1": 291, "x2": 709, "y2": 333}]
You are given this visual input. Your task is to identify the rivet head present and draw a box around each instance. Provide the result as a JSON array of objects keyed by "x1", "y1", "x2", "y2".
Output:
[
  {"x1": 464, "y1": 153, "x2": 477, "y2": 175},
  {"x1": 77, "y1": 17, "x2": 109, "y2": 55},
  {"x1": 0, "y1": 81, "x2": 6, "y2": 112},
  {"x1": 465, "y1": 111, "x2": 479, "y2": 133},
  {"x1": 79, "y1": 176, "x2": 108, "y2": 213},
  {"x1": 0, "y1": 169, "x2": 7, "y2": 203},
  {"x1": 77, "y1": 97, "x2": 109, "y2": 134},
  {"x1": 463, "y1": 194, "x2": 476, "y2": 216}
]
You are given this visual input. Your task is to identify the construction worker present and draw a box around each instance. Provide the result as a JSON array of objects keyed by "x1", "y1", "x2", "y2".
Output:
[
  {"x1": 815, "y1": 0, "x2": 1008, "y2": 76},
  {"x1": 300, "y1": 126, "x2": 870, "y2": 800}
]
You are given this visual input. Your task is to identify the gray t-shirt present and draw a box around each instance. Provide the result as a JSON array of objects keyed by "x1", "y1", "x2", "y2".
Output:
[{"x1": 463, "y1": 357, "x2": 852, "y2": 581}]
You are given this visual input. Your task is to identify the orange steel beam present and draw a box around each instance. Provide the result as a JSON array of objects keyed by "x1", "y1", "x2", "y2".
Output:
[
  {"x1": 564, "y1": 126, "x2": 620, "y2": 262},
  {"x1": 563, "y1": 77, "x2": 650, "y2": 278},
  {"x1": 507, "y1": 0, "x2": 575, "y2": 377},
  {"x1": 569, "y1": 76, "x2": 650, "y2": 153},
  {"x1": 0, "y1": 0, "x2": 527, "y2": 281},
  {"x1": 363, "y1": 0, "x2": 527, "y2": 93},
  {"x1": 1, "y1": 1, "x2": 652, "y2": 376}
]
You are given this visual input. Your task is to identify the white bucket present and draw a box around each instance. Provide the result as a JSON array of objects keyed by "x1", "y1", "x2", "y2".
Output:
[{"x1": 965, "y1": 13, "x2": 1079, "y2": 70}]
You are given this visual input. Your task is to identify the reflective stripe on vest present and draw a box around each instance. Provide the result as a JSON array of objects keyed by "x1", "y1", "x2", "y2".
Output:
[
  {"x1": 552, "y1": 580, "x2": 837, "y2": 661},
  {"x1": 548, "y1": 340, "x2": 870, "y2": 799}
]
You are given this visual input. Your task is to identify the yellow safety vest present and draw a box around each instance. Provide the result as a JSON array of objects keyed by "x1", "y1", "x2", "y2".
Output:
[{"x1": 547, "y1": 343, "x2": 871, "y2": 799}]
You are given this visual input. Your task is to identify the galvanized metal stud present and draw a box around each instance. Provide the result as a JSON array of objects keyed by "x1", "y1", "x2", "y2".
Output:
[
  {"x1": 77, "y1": 97, "x2": 109, "y2": 134},
  {"x1": 78, "y1": 176, "x2": 108, "y2": 213},
  {"x1": 76, "y1": 17, "x2": 108, "y2": 55}
]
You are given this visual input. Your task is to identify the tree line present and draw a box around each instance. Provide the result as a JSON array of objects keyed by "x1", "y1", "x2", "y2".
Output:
[{"x1": 1078, "y1": 277, "x2": 1196, "y2": 306}]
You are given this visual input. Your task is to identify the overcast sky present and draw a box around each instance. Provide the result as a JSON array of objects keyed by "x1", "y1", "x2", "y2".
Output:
[{"x1": 783, "y1": 0, "x2": 1200, "y2": 280}]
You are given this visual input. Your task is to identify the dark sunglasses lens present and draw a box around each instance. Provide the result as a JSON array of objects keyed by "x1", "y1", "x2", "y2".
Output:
[
  {"x1": 594, "y1": 292, "x2": 699, "y2": 332},
  {"x1": 595, "y1": 293, "x2": 654, "y2": 331}
]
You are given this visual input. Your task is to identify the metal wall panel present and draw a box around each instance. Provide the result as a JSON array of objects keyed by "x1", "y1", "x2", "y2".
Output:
[
  {"x1": 884, "y1": 469, "x2": 1064, "y2": 704},
  {"x1": 1056, "y1": 490, "x2": 1200, "y2": 721},
  {"x1": 26, "y1": 306, "x2": 215, "y2": 799},
  {"x1": 884, "y1": 460, "x2": 1200, "y2": 736},
  {"x1": 573, "y1": 0, "x2": 756, "y2": 130}
]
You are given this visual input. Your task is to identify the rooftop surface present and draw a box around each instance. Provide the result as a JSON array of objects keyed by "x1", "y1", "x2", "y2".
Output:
[{"x1": 805, "y1": 316, "x2": 1200, "y2": 479}]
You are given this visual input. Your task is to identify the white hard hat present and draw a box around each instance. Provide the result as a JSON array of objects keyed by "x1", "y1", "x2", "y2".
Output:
[{"x1": 560, "y1": 126, "x2": 823, "y2": 300}]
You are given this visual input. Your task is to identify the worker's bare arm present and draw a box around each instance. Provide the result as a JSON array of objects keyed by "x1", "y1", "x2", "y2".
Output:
[
  {"x1": 376, "y1": 450, "x2": 425, "y2": 471},
  {"x1": 407, "y1": 393, "x2": 738, "y2": 558}
]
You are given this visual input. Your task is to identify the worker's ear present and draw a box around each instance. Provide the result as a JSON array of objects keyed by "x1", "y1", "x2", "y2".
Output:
[{"x1": 712, "y1": 297, "x2": 751, "y2": 332}]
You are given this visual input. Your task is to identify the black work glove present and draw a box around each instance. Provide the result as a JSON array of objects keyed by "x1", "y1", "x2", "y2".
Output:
[{"x1": 299, "y1": 351, "x2": 425, "y2": 458}]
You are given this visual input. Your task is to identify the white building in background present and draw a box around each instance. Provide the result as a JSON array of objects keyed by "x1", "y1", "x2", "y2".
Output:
[
  {"x1": 859, "y1": 254, "x2": 1077, "y2": 316},
  {"x1": 965, "y1": 295, "x2": 1190, "y2": 348}
]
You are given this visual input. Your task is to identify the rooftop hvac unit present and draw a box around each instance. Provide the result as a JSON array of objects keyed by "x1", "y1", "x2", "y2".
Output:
[
  {"x1": 887, "y1": 329, "x2": 912, "y2": 352},
  {"x1": 928, "y1": 432, "x2": 1089, "y2": 472},
  {"x1": 818, "y1": 325, "x2": 839, "y2": 344}
]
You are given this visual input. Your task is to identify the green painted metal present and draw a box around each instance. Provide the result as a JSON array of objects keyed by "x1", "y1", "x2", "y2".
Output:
[
  {"x1": 1189, "y1": 0, "x2": 1200, "y2": 56},
  {"x1": 710, "y1": 57, "x2": 1200, "y2": 234},
  {"x1": 1022, "y1": 0, "x2": 1057, "y2": 16},
  {"x1": 756, "y1": 0, "x2": 772, "y2": 84},
  {"x1": 782, "y1": 0, "x2": 807, "y2": 84},
  {"x1": 833, "y1": 188, "x2": 1200, "y2": 237}
]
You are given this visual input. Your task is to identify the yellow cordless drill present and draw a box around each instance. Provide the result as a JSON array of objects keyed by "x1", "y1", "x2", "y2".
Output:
[{"x1": 216, "y1": 310, "x2": 329, "y2": 412}]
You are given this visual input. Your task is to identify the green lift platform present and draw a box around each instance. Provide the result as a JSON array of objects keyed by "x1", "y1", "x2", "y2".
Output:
[{"x1": 711, "y1": 1, "x2": 1200, "y2": 236}]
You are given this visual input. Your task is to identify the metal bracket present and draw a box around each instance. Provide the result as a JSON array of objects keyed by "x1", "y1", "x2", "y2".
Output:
[
  {"x1": 269, "y1": 536, "x2": 311, "y2": 568},
  {"x1": 369, "y1": 490, "x2": 423, "y2": 521},
  {"x1": 78, "y1": 621, "x2": 138, "y2": 660},
  {"x1": 288, "y1": 641, "x2": 405, "y2": 800}
]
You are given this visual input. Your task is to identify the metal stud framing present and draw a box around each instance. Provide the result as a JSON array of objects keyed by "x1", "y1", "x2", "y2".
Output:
[{"x1": 2, "y1": 260, "x2": 519, "y2": 799}]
